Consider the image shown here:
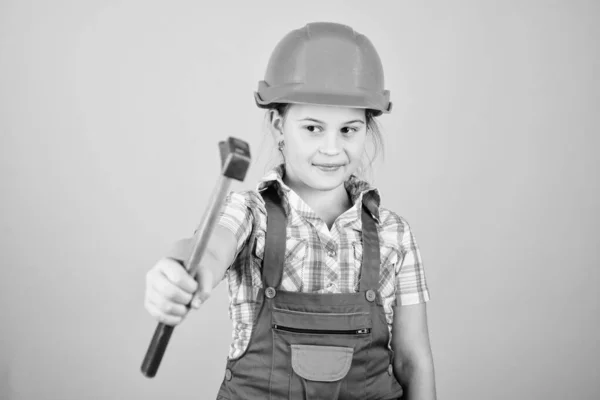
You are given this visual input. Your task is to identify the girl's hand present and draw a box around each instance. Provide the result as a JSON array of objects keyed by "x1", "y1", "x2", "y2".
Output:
[{"x1": 144, "y1": 258, "x2": 202, "y2": 326}]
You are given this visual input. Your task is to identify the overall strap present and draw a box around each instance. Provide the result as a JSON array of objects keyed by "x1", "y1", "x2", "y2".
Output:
[
  {"x1": 358, "y1": 203, "x2": 380, "y2": 291},
  {"x1": 260, "y1": 187, "x2": 287, "y2": 289}
]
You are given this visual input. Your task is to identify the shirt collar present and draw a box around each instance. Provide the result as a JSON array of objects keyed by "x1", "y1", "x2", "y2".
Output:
[{"x1": 257, "y1": 164, "x2": 381, "y2": 224}]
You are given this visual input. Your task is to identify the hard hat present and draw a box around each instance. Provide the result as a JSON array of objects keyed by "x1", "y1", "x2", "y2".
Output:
[{"x1": 254, "y1": 22, "x2": 392, "y2": 116}]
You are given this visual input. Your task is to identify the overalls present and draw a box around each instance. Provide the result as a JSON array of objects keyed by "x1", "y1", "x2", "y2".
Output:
[{"x1": 216, "y1": 188, "x2": 404, "y2": 400}]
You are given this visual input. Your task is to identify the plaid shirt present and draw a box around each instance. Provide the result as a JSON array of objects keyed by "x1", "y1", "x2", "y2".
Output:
[{"x1": 170, "y1": 165, "x2": 430, "y2": 360}]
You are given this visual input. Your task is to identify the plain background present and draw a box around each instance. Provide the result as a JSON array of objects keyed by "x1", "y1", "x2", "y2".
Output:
[{"x1": 1, "y1": 1, "x2": 598, "y2": 399}]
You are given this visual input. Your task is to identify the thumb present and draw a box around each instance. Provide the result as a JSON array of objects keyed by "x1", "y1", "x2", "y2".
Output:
[{"x1": 191, "y1": 266, "x2": 214, "y2": 308}]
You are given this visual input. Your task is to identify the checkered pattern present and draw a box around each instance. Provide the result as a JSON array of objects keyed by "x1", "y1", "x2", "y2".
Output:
[{"x1": 173, "y1": 165, "x2": 430, "y2": 360}]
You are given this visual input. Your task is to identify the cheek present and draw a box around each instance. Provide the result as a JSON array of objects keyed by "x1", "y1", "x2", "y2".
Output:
[
  {"x1": 346, "y1": 135, "x2": 367, "y2": 160},
  {"x1": 284, "y1": 129, "x2": 316, "y2": 158}
]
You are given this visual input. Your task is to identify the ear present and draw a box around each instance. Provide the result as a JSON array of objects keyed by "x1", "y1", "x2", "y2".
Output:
[{"x1": 268, "y1": 109, "x2": 285, "y2": 141}]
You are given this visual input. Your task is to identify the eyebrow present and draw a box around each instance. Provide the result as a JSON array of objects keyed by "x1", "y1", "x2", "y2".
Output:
[{"x1": 297, "y1": 118, "x2": 365, "y2": 125}]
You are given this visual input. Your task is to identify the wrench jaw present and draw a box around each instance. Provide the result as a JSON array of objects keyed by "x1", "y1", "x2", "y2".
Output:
[{"x1": 219, "y1": 137, "x2": 252, "y2": 181}]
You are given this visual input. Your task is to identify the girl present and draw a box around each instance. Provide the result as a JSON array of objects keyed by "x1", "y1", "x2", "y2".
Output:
[{"x1": 144, "y1": 22, "x2": 436, "y2": 400}]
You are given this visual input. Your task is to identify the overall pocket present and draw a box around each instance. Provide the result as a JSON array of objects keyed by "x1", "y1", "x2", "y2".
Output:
[
  {"x1": 290, "y1": 344, "x2": 353, "y2": 400},
  {"x1": 269, "y1": 307, "x2": 372, "y2": 400}
]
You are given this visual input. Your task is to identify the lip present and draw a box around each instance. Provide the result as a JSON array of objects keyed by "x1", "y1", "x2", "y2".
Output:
[
  {"x1": 313, "y1": 163, "x2": 345, "y2": 171},
  {"x1": 313, "y1": 163, "x2": 345, "y2": 168}
]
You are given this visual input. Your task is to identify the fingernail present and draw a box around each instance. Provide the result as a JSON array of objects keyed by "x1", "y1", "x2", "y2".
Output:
[{"x1": 192, "y1": 298, "x2": 202, "y2": 308}]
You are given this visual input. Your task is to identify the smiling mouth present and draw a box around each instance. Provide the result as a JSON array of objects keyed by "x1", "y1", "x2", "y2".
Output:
[{"x1": 313, "y1": 163, "x2": 345, "y2": 171}]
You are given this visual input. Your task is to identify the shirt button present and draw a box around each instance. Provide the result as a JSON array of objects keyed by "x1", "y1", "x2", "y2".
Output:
[
  {"x1": 265, "y1": 287, "x2": 276, "y2": 299},
  {"x1": 225, "y1": 368, "x2": 232, "y2": 381},
  {"x1": 327, "y1": 249, "x2": 336, "y2": 258}
]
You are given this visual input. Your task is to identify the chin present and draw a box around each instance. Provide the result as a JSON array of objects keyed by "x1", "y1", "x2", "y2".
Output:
[
  {"x1": 309, "y1": 181, "x2": 344, "y2": 191},
  {"x1": 305, "y1": 171, "x2": 348, "y2": 191}
]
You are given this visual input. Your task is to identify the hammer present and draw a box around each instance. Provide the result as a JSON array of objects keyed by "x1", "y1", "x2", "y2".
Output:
[{"x1": 141, "y1": 137, "x2": 251, "y2": 378}]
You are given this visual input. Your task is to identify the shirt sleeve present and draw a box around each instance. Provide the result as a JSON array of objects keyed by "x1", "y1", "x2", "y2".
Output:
[
  {"x1": 214, "y1": 191, "x2": 254, "y2": 258},
  {"x1": 165, "y1": 191, "x2": 254, "y2": 263},
  {"x1": 395, "y1": 217, "x2": 431, "y2": 306}
]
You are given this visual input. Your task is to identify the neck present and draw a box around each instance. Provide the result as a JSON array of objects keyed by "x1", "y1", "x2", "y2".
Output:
[{"x1": 282, "y1": 176, "x2": 352, "y2": 228}]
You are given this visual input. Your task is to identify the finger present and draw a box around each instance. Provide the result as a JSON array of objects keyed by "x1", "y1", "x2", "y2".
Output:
[
  {"x1": 146, "y1": 262, "x2": 194, "y2": 303},
  {"x1": 146, "y1": 289, "x2": 189, "y2": 317},
  {"x1": 150, "y1": 276, "x2": 194, "y2": 305},
  {"x1": 157, "y1": 258, "x2": 199, "y2": 294},
  {"x1": 193, "y1": 266, "x2": 214, "y2": 305},
  {"x1": 150, "y1": 268, "x2": 197, "y2": 305},
  {"x1": 145, "y1": 302, "x2": 185, "y2": 326},
  {"x1": 190, "y1": 298, "x2": 202, "y2": 309},
  {"x1": 147, "y1": 292, "x2": 190, "y2": 317}
]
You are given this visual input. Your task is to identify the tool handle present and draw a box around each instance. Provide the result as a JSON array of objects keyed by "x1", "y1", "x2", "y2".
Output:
[
  {"x1": 141, "y1": 175, "x2": 232, "y2": 378},
  {"x1": 141, "y1": 322, "x2": 174, "y2": 378},
  {"x1": 140, "y1": 137, "x2": 250, "y2": 379}
]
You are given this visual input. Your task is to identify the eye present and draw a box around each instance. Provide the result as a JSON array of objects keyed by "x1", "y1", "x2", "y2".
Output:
[
  {"x1": 303, "y1": 125, "x2": 323, "y2": 133},
  {"x1": 341, "y1": 126, "x2": 358, "y2": 135}
]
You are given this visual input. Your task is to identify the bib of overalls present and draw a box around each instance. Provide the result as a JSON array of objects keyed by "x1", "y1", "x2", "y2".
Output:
[{"x1": 216, "y1": 187, "x2": 404, "y2": 400}]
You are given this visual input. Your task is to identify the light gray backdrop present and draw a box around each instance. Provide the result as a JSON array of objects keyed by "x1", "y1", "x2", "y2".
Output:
[{"x1": 1, "y1": 1, "x2": 598, "y2": 399}]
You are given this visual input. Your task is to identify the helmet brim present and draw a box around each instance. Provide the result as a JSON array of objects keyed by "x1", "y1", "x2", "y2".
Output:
[{"x1": 254, "y1": 90, "x2": 391, "y2": 116}]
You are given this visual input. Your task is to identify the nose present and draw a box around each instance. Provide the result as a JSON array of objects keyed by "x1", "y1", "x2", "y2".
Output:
[{"x1": 319, "y1": 131, "x2": 341, "y2": 156}]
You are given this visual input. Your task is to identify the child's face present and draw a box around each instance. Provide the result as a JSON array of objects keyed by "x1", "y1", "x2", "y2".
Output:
[{"x1": 273, "y1": 104, "x2": 367, "y2": 191}]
